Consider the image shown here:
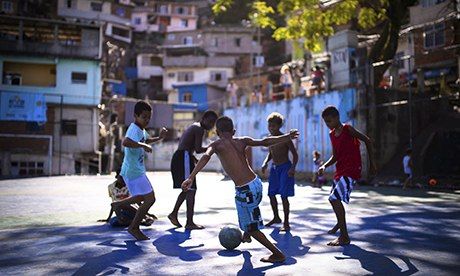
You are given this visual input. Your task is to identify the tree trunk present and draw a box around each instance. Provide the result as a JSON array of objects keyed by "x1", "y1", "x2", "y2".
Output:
[{"x1": 368, "y1": 0, "x2": 417, "y2": 86}]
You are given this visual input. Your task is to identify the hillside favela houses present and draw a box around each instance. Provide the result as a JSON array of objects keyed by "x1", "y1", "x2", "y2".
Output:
[
  {"x1": 0, "y1": 9, "x2": 102, "y2": 176},
  {"x1": 0, "y1": 0, "x2": 458, "y2": 180}
]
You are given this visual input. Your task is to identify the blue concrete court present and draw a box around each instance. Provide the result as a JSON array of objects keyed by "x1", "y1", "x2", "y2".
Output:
[{"x1": 0, "y1": 172, "x2": 459, "y2": 275}]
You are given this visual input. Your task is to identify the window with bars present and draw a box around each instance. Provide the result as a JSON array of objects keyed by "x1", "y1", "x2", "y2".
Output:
[
  {"x1": 176, "y1": 6, "x2": 188, "y2": 14},
  {"x1": 424, "y1": 23, "x2": 445, "y2": 49},
  {"x1": 112, "y1": 26, "x2": 130, "y2": 38},
  {"x1": 210, "y1": 71, "x2": 226, "y2": 82},
  {"x1": 1, "y1": 1, "x2": 13, "y2": 13},
  {"x1": 394, "y1": 52, "x2": 405, "y2": 69},
  {"x1": 421, "y1": 0, "x2": 446, "y2": 7},
  {"x1": 11, "y1": 161, "x2": 45, "y2": 176},
  {"x1": 62, "y1": 120, "x2": 77, "y2": 135},
  {"x1": 211, "y1": 37, "x2": 218, "y2": 47},
  {"x1": 180, "y1": 19, "x2": 188, "y2": 28},
  {"x1": 183, "y1": 36, "x2": 193, "y2": 45},
  {"x1": 234, "y1": 38, "x2": 241, "y2": 47},
  {"x1": 178, "y1": 71, "x2": 193, "y2": 82},
  {"x1": 90, "y1": 2, "x2": 102, "y2": 11},
  {"x1": 71, "y1": 72, "x2": 87, "y2": 84}
]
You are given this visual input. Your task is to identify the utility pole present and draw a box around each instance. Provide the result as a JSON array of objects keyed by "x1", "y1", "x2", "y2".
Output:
[
  {"x1": 257, "y1": 26, "x2": 261, "y2": 92},
  {"x1": 408, "y1": 55, "x2": 413, "y2": 149},
  {"x1": 407, "y1": 32, "x2": 414, "y2": 149},
  {"x1": 59, "y1": 94, "x2": 63, "y2": 175}
]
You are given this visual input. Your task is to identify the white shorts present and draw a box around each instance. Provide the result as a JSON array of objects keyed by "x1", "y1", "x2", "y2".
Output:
[{"x1": 122, "y1": 174, "x2": 153, "y2": 196}]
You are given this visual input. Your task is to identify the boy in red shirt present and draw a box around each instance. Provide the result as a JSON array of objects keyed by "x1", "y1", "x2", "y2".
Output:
[{"x1": 318, "y1": 106, "x2": 376, "y2": 246}]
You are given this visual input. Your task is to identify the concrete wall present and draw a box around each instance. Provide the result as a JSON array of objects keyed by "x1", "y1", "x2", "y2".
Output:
[
  {"x1": 137, "y1": 54, "x2": 163, "y2": 79},
  {"x1": 58, "y1": 0, "x2": 130, "y2": 25},
  {"x1": 53, "y1": 106, "x2": 99, "y2": 154},
  {"x1": 224, "y1": 89, "x2": 365, "y2": 176},
  {"x1": 169, "y1": 17, "x2": 197, "y2": 32},
  {"x1": 162, "y1": 28, "x2": 260, "y2": 54},
  {"x1": 0, "y1": 56, "x2": 101, "y2": 106}
]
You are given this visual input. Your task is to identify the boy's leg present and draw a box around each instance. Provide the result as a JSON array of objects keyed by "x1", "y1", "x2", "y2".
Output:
[
  {"x1": 266, "y1": 196, "x2": 282, "y2": 226},
  {"x1": 280, "y1": 197, "x2": 290, "y2": 231},
  {"x1": 242, "y1": 231, "x2": 252, "y2": 243},
  {"x1": 403, "y1": 177, "x2": 409, "y2": 189},
  {"x1": 185, "y1": 189, "x2": 204, "y2": 229},
  {"x1": 250, "y1": 230, "x2": 285, "y2": 263},
  {"x1": 327, "y1": 223, "x2": 340, "y2": 234},
  {"x1": 128, "y1": 191, "x2": 155, "y2": 240},
  {"x1": 112, "y1": 195, "x2": 143, "y2": 209},
  {"x1": 168, "y1": 191, "x2": 186, "y2": 227},
  {"x1": 327, "y1": 199, "x2": 350, "y2": 246},
  {"x1": 403, "y1": 175, "x2": 413, "y2": 189}
]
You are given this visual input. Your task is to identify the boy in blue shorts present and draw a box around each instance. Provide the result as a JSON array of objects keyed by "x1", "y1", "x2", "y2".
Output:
[
  {"x1": 182, "y1": 116, "x2": 299, "y2": 263},
  {"x1": 262, "y1": 112, "x2": 298, "y2": 231},
  {"x1": 112, "y1": 100, "x2": 167, "y2": 240}
]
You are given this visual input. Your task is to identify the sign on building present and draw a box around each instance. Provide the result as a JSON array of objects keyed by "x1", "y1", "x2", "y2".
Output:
[{"x1": 0, "y1": 91, "x2": 47, "y2": 122}]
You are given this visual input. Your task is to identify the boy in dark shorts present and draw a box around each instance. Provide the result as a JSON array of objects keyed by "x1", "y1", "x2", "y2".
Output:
[
  {"x1": 182, "y1": 116, "x2": 299, "y2": 262},
  {"x1": 261, "y1": 112, "x2": 298, "y2": 231},
  {"x1": 168, "y1": 110, "x2": 218, "y2": 230},
  {"x1": 318, "y1": 106, "x2": 376, "y2": 246}
]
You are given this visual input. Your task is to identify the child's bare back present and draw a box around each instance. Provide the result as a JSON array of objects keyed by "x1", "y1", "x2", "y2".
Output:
[{"x1": 213, "y1": 137, "x2": 258, "y2": 187}]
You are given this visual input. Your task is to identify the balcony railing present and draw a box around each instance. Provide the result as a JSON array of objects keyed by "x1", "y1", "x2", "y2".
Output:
[
  {"x1": 0, "y1": 40, "x2": 100, "y2": 60},
  {"x1": 0, "y1": 15, "x2": 101, "y2": 60}
]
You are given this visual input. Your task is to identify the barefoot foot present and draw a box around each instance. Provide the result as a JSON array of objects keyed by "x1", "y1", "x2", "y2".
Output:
[
  {"x1": 185, "y1": 223, "x2": 205, "y2": 230},
  {"x1": 260, "y1": 254, "x2": 286, "y2": 263},
  {"x1": 167, "y1": 214, "x2": 182, "y2": 228},
  {"x1": 279, "y1": 225, "x2": 291, "y2": 232},
  {"x1": 265, "y1": 218, "x2": 282, "y2": 227},
  {"x1": 242, "y1": 232, "x2": 252, "y2": 243},
  {"x1": 327, "y1": 236, "x2": 350, "y2": 246},
  {"x1": 128, "y1": 227, "x2": 149, "y2": 241},
  {"x1": 327, "y1": 224, "x2": 339, "y2": 234}
]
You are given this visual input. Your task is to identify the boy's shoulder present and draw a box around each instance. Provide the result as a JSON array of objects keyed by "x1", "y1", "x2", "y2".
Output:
[
  {"x1": 190, "y1": 122, "x2": 202, "y2": 129},
  {"x1": 233, "y1": 136, "x2": 252, "y2": 144},
  {"x1": 127, "y1": 123, "x2": 142, "y2": 132}
]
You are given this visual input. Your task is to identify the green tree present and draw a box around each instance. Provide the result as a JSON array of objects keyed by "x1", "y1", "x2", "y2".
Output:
[{"x1": 213, "y1": 0, "x2": 418, "y2": 84}]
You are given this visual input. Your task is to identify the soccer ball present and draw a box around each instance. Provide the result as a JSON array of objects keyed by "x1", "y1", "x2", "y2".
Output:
[{"x1": 218, "y1": 226, "x2": 242, "y2": 250}]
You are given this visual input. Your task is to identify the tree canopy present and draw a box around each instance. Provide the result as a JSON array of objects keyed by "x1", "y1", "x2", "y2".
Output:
[{"x1": 213, "y1": 0, "x2": 418, "y2": 83}]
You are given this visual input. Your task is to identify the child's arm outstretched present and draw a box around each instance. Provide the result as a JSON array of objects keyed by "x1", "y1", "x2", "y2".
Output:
[
  {"x1": 261, "y1": 152, "x2": 272, "y2": 175},
  {"x1": 318, "y1": 150, "x2": 336, "y2": 176},
  {"x1": 348, "y1": 126, "x2": 377, "y2": 175},
  {"x1": 146, "y1": 127, "x2": 168, "y2": 144},
  {"x1": 123, "y1": 138, "x2": 153, "y2": 152},
  {"x1": 243, "y1": 129, "x2": 299, "y2": 147},
  {"x1": 182, "y1": 144, "x2": 216, "y2": 191},
  {"x1": 287, "y1": 140, "x2": 298, "y2": 177}
]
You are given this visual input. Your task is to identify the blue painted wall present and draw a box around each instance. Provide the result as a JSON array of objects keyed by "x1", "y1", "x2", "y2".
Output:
[
  {"x1": 174, "y1": 84, "x2": 208, "y2": 112},
  {"x1": 224, "y1": 88, "x2": 357, "y2": 174},
  {"x1": 0, "y1": 56, "x2": 101, "y2": 106}
]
